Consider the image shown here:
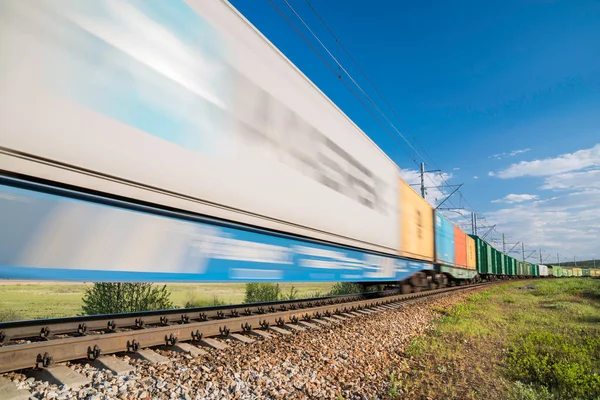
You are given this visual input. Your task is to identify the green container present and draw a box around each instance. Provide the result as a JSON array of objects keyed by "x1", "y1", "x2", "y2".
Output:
[
  {"x1": 553, "y1": 266, "x2": 563, "y2": 277},
  {"x1": 582, "y1": 268, "x2": 590, "y2": 277},
  {"x1": 492, "y1": 248, "x2": 500, "y2": 274},
  {"x1": 507, "y1": 256, "x2": 516, "y2": 275},
  {"x1": 470, "y1": 235, "x2": 493, "y2": 275},
  {"x1": 517, "y1": 261, "x2": 526, "y2": 276}
]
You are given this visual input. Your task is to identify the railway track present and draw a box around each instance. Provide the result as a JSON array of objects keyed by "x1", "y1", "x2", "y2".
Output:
[{"x1": 0, "y1": 282, "x2": 496, "y2": 377}]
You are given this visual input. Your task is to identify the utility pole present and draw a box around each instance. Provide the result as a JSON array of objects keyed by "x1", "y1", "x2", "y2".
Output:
[
  {"x1": 419, "y1": 163, "x2": 441, "y2": 200},
  {"x1": 522, "y1": 243, "x2": 525, "y2": 262},
  {"x1": 502, "y1": 234, "x2": 506, "y2": 253},
  {"x1": 474, "y1": 213, "x2": 478, "y2": 236},
  {"x1": 574, "y1": 255, "x2": 577, "y2": 267},
  {"x1": 539, "y1": 248, "x2": 543, "y2": 264},
  {"x1": 420, "y1": 162, "x2": 425, "y2": 198},
  {"x1": 557, "y1": 253, "x2": 560, "y2": 266}
]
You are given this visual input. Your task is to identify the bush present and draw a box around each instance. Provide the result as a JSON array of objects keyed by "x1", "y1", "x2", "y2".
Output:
[
  {"x1": 328, "y1": 282, "x2": 362, "y2": 296},
  {"x1": 244, "y1": 283, "x2": 281, "y2": 303},
  {"x1": 280, "y1": 286, "x2": 299, "y2": 301},
  {"x1": 508, "y1": 382, "x2": 556, "y2": 400},
  {"x1": 507, "y1": 330, "x2": 600, "y2": 399},
  {"x1": 81, "y1": 283, "x2": 174, "y2": 315},
  {"x1": 184, "y1": 295, "x2": 227, "y2": 308}
]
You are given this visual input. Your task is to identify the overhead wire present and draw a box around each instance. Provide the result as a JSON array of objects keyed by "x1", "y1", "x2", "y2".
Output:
[
  {"x1": 303, "y1": 0, "x2": 438, "y2": 167},
  {"x1": 303, "y1": 0, "x2": 472, "y2": 210},
  {"x1": 264, "y1": 0, "x2": 421, "y2": 165},
  {"x1": 297, "y1": 0, "x2": 488, "y2": 230},
  {"x1": 280, "y1": 0, "x2": 429, "y2": 164},
  {"x1": 307, "y1": 1, "x2": 492, "y2": 232},
  {"x1": 268, "y1": 0, "x2": 495, "y2": 235}
]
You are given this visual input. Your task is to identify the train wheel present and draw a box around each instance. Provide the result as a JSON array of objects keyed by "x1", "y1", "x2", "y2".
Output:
[
  {"x1": 411, "y1": 272, "x2": 427, "y2": 288},
  {"x1": 401, "y1": 283, "x2": 412, "y2": 294},
  {"x1": 439, "y1": 274, "x2": 448, "y2": 288}
]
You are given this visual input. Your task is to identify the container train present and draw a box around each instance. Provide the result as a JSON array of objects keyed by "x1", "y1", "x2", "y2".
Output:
[{"x1": 0, "y1": 1, "x2": 576, "y2": 288}]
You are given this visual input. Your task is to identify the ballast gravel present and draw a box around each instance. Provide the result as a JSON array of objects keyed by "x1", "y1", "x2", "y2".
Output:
[{"x1": 6, "y1": 289, "x2": 484, "y2": 400}]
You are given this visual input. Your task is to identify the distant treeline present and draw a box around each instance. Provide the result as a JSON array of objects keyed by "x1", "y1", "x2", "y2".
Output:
[{"x1": 548, "y1": 260, "x2": 598, "y2": 268}]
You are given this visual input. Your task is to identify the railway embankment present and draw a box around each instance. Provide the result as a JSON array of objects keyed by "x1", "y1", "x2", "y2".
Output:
[{"x1": 2, "y1": 286, "x2": 485, "y2": 399}]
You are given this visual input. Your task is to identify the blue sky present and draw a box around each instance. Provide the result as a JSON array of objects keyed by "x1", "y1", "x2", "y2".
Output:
[{"x1": 231, "y1": 0, "x2": 600, "y2": 261}]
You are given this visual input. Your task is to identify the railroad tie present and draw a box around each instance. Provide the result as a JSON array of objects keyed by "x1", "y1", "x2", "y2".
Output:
[
  {"x1": 92, "y1": 356, "x2": 135, "y2": 375},
  {"x1": 0, "y1": 376, "x2": 31, "y2": 400},
  {"x1": 25, "y1": 365, "x2": 90, "y2": 390}
]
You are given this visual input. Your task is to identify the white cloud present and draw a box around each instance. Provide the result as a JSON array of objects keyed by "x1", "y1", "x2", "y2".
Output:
[
  {"x1": 485, "y1": 145, "x2": 600, "y2": 259},
  {"x1": 492, "y1": 144, "x2": 600, "y2": 179},
  {"x1": 541, "y1": 169, "x2": 600, "y2": 191},
  {"x1": 492, "y1": 194, "x2": 538, "y2": 204},
  {"x1": 452, "y1": 167, "x2": 460, "y2": 171},
  {"x1": 509, "y1": 148, "x2": 531, "y2": 157},
  {"x1": 489, "y1": 148, "x2": 531, "y2": 160},
  {"x1": 486, "y1": 191, "x2": 600, "y2": 260},
  {"x1": 399, "y1": 169, "x2": 452, "y2": 207},
  {"x1": 473, "y1": 176, "x2": 479, "y2": 179}
]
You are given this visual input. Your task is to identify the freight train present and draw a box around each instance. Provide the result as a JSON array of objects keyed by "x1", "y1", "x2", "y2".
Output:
[{"x1": 0, "y1": 1, "x2": 557, "y2": 289}]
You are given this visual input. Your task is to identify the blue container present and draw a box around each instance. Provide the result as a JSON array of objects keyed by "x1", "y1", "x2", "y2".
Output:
[{"x1": 434, "y1": 211, "x2": 455, "y2": 266}]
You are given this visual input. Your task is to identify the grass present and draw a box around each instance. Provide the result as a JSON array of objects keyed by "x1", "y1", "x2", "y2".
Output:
[
  {"x1": 0, "y1": 281, "x2": 335, "y2": 320},
  {"x1": 386, "y1": 279, "x2": 600, "y2": 400}
]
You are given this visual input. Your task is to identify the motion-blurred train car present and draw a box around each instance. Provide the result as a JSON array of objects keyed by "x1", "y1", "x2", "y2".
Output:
[
  {"x1": 0, "y1": 0, "x2": 437, "y2": 283},
  {"x1": 433, "y1": 213, "x2": 478, "y2": 283}
]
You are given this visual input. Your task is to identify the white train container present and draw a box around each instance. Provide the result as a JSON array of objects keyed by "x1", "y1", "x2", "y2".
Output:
[
  {"x1": 0, "y1": 0, "x2": 400, "y2": 256},
  {"x1": 538, "y1": 265, "x2": 549, "y2": 277}
]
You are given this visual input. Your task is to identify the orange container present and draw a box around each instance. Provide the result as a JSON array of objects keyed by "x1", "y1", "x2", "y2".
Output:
[
  {"x1": 398, "y1": 179, "x2": 434, "y2": 262},
  {"x1": 454, "y1": 225, "x2": 467, "y2": 268}
]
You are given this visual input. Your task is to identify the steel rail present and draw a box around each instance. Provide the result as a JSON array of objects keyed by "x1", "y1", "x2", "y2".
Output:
[
  {"x1": 0, "y1": 283, "x2": 495, "y2": 374},
  {"x1": 0, "y1": 290, "x2": 404, "y2": 344}
]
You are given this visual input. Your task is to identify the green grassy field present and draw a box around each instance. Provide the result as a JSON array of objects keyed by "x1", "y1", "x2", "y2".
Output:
[
  {"x1": 389, "y1": 279, "x2": 600, "y2": 400},
  {"x1": 0, "y1": 281, "x2": 335, "y2": 321}
]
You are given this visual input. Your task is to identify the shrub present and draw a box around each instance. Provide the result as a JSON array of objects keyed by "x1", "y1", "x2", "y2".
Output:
[
  {"x1": 244, "y1": 283, "x2": 281, "y2": 303},
  {"x1": 508, "y1": 381, "x2": 555, "y2": 400},
  {"x1": 328, "y1": 282, "x2": 362, "y2": 296},
  {"x1": 507, "y1": 330, "x2": 600, "y2": 399},
  {"x1": 81, "y1": 283, "x2": 173, "y2": 315},
  {"x1": 184, "y1": 295, "x2": 227, "y2": 308},
  {"x1": 280, "y1": 286, "x2": 299, "y2": 301}
]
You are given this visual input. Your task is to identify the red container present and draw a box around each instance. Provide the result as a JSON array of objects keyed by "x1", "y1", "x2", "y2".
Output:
[{"x1": 454, "y1": 226, "x2": 467, "y2": 268}]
